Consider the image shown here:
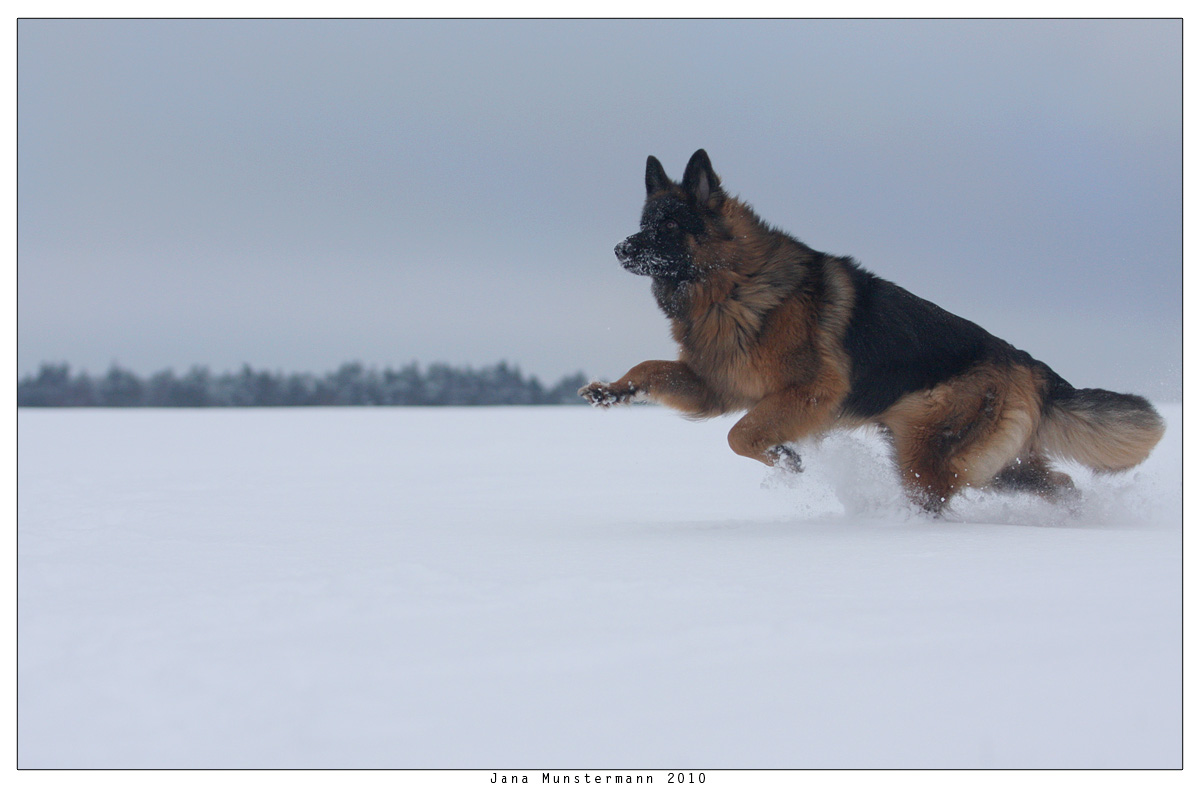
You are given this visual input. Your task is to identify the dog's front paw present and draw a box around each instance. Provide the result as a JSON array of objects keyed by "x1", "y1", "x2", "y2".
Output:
[
  {"x1": 578, "y1": 381, "x2": 638, "y2": 408},
  {"x1": 767, "y1": 444, "x2": 804, "y2": 473}
]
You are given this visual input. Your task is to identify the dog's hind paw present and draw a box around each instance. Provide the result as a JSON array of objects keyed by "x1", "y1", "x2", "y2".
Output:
[
  {"x1": 1048, "y1": 481, "x2": 1085, "y2": 516},
  {"x1": 578, "y1": 381, "x2": 638, "y2": 408}
]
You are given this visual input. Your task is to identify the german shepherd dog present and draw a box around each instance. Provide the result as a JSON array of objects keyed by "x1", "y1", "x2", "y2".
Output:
[{"x1": 580, "y1": 149, "x2": 1165, "y2": 513}]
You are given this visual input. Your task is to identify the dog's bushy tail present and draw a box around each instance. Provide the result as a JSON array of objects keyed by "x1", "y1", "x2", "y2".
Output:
[{"x1": 1035, "y1": 387, "x2": 1165, "y2": 472}]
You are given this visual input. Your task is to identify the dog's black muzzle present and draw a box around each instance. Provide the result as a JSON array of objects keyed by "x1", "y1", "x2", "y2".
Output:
[
  {"x1": 615, "y1": 229, "x2": 688, "y2": 278},
  {"x1": 615, "y1": 236, "x2": 637, "y2": 265},
  {"x1": 615, "y1": 233, "x2": 654, "y2": 275}
]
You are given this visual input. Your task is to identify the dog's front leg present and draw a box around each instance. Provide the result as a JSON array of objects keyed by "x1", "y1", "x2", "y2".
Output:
[
  {"x1": 727, "y1": 387, "x2": 840, "y2": 471},
  {"x1": 579, "y1": 360, "x2": 720, "y2": 417}
]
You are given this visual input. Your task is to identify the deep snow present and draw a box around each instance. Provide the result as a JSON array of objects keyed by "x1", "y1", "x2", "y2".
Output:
[{"x1": 17, "y1": 404, "x2": 1182, "y2": 768}]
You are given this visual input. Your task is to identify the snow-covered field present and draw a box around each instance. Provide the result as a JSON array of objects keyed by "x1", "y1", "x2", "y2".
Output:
[{"x1": 17, "y1": 404, "x2": 1182, "y2": 769}]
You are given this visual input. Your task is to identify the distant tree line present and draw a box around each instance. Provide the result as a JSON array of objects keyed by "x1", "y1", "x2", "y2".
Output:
[{"x1": 17, "y1": 362, "x2": 590, "y2": 408}]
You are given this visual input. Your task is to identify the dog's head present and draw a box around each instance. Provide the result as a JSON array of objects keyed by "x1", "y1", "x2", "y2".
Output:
[{"x1": 615, "y1": 149, "x2": 726, "y2": 279}]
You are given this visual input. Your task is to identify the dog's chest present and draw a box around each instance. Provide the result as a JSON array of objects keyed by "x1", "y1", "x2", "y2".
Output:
[{"x1": 675, "y1": 285, "x2": 775, "y2": 404}]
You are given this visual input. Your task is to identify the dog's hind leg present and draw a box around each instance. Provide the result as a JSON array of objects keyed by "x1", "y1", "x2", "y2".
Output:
[
  {"x1": 888, "y1": 436, "x2": 963, "y2": 514},
  {"x1": 991, "y1": 454, "x2": 1079, "y2": 504},
  {"x1": 884, "y1": 367, "x2": 1041, "y2": 514}
]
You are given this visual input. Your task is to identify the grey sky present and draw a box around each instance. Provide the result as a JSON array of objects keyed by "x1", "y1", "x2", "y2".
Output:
[{"x1": 18, "y1": 19, "x2": 1182, "y2": 397}]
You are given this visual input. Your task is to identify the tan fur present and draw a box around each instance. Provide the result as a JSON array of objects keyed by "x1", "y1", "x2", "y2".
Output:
[
  {"x1": 596, "y1": 197, "x2": 859, "y2": 463},
  {"x1": 686, "y1": 200, "x2": 834, "y2": 402},
  {"x1": 1034, "y1": 400, "x2": 1165, "y2": 473},
  {"x1": 879, "y1": 363, "x2": 1042, "y2": 508}
]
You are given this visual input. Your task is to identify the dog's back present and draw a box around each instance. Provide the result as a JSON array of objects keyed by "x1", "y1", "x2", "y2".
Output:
[{"x1": 837, "y1": 260, "x2": 1013, "y2": 419}]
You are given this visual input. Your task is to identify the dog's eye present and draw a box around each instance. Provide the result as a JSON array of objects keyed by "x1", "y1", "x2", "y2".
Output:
[{"x1": 663, "y1": 220, "x2": 678, "y2": 230}]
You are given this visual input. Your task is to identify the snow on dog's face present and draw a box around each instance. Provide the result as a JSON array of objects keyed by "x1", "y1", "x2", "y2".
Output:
[
  {"x1": 614, "y1": 150, "x2": 724, "y2": 280},
  {"x1": 614, "y1": 195, "x2": 699, "y2": 278}
]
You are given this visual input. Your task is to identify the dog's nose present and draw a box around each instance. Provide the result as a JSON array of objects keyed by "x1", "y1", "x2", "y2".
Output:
[{"x1": 615, "y1": 239, "x2": 631, "y2": 260}]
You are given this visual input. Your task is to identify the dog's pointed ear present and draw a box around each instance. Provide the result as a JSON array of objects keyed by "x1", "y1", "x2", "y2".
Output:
[
  {"x1": 682, "y1": 149, "x2": 722, "y2": 206},
  {"x1": 645, "y1": 155, "x2": 671, "y2": 195}
]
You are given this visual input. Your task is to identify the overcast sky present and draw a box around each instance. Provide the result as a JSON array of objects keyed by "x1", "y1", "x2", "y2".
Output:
[{"x1": 17, "y1": 19, "x2": 1182, "y2": 398}]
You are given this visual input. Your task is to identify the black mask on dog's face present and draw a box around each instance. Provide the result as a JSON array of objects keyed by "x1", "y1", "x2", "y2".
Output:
[
  {"x1": 614, "y1": 150, "x2": 722, "y2": 280},
  {"x1": 614, "y1": 197, "x2": 696, "y2": 279}
]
